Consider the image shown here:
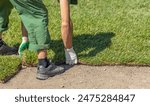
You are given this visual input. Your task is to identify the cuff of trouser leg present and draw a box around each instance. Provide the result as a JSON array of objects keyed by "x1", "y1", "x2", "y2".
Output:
[
  {"x1": 28, "y1": 43, "x2": 50, "y2": 52},
  {"x1": 0, "y1": 27, "x2": 8, "y2": 32}
]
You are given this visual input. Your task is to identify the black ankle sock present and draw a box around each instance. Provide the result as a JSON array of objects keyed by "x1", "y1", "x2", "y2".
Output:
[{"x1": 38, "y1": 58, "x2": 50, "y2": 68}]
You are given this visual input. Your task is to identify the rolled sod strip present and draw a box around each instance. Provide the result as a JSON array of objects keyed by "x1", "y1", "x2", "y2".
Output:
[{"x1": 0, "y1": 56, "x2": 22, "y2": 83}]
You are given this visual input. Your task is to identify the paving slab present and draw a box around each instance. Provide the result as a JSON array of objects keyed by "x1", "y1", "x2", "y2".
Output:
[{"x1": 0, "y1": 65, "x2": 150, "y2": 89}]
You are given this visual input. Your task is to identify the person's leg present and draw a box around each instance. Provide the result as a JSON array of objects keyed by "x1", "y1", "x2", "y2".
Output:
[
  {"x1": 0, "y1": 0, "x2": 18, "y2": 55},
  {"x1": 60, "y1": 0, "x2": 77, "y2": 65},
  {"x1": 10, "y1": 0, "x2": 64, "y2": 80},
  {"x1": 20, "y1": 21, "x2": 48, "y2": 66},
  {"x1": 0, "y1": 0, "x2": 11, "y2": 33}
]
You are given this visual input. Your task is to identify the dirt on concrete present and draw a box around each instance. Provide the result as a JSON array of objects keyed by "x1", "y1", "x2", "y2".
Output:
[{"x1": 0, "y1": 65, "x2": 150, "y2": 89}]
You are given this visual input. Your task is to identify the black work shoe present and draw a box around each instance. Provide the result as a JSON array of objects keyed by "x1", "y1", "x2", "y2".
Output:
[
  {"x1": 36, "y1": 63, "x2": 65, "y2": 80},
  {"x1": 0, "y1": 40, "x2": 18, "y2": 55}
]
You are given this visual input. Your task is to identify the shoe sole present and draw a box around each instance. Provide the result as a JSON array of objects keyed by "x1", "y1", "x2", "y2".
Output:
[
  {"x1": 36, "y1": 69, "x2": 65, "y2": 80},
  {"x1": 36, "y1": 73, "x2": 55, "y2": 80},
  {"x1": 0, "y1": 51, "x2": 18, "y2": 55}
]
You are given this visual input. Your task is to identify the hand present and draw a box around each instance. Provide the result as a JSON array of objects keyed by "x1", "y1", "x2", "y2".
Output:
[
  {"x1": 18, "y1": 41, "x2": 29, "y2": 57},
  {"x1": 65, "y1": 47, "x2": 77, "y2": 65}
]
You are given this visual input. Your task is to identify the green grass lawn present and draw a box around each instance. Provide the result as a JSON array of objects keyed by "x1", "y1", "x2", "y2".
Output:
[
  {"x1": 0, "y1": 0, "x2": 150, "y2": 82},
  {"x1": 0, "y1": 56, "x2": 21, "y2": 83}
]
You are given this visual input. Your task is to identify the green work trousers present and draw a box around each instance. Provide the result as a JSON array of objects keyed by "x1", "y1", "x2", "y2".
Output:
[{"x1": 0, "y1": 0, "x2": 51, "y2": 51}]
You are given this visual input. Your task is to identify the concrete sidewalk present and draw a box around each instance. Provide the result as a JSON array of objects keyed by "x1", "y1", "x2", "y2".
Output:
[{"x1": 0, "y1": 65, "x2": 150, "y2": 89}]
